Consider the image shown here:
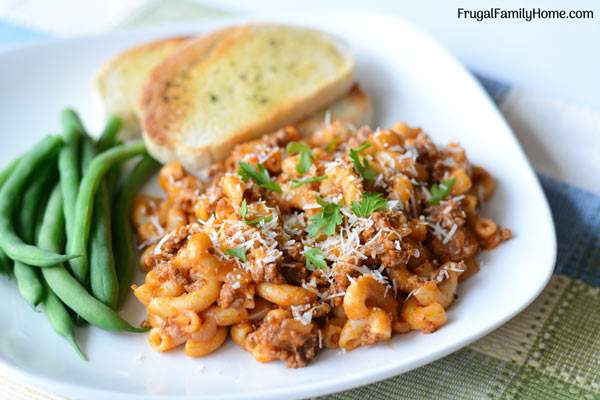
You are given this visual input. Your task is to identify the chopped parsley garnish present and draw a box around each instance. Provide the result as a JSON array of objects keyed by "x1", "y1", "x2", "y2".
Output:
[
  {"x1": 226, "y1": 246, "x2": 247, "y2": 262},
  {"x1": 291, "y1": 175, "x2": 328, "y2": 189},
  {"x1": 304, "y1": 247, "x2": 327, "y2": 270},
  {"x1": 286, "y1": 142, "x2": 314, "y2": 174},
  {"x1": 238, "y1": 161, "x2": 282, "y2": 192},
  {"x1": 240, "y1": 199, "x2": 273, "y2": 226},
  {"x1": 245, "y1": 215, "x2": 273, "y2": 227},
  {"x1": 353, "y1": 142, "x2": 372, "y2": 153},
  {"x1": 349, "y1": 142, "x2": 377, "y2": 181},
  {"x1": 307, "y1": 198, "x2": 343, "y2": 237},
  {"x1": 240, "y1": 199, "x2": 248, "y2": 219},
  {"x1": 350, "y1": 192, "x2": 387, "y2": 217},
  {"x1": 428, "y1": 177, "x2": 456, "y2": 205}
]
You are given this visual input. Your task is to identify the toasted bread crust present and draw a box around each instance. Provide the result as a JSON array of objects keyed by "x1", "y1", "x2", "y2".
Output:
[
  {"x1": 140, "y1": 24, "x2": 356, "y2": 171},
  {"x1": 140, "y1": 28, "x2": 237, "y2": 148},
  {"x1": 296, "y1": 84, "x2": 373, "y2": 135},
  {"x1": 95, "y1": 36, "x2": 192, "y2": 138},
  {"x1": 96, "y1": 36, "x2": 191, "y2": 79}
]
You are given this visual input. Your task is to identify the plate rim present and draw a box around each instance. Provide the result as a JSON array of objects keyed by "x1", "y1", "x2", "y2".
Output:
[{"x1": 0, "y1": 10, "x2": 557, "y2": 400}]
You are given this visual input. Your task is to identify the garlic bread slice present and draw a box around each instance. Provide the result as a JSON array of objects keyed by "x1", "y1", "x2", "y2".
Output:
[{"x1": 140, "y1": 24, "x2": 356, "y2": 171}]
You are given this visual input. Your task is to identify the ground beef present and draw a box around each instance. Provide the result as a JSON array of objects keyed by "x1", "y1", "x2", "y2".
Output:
[
  {"x1": 426, "y1": 200, "x2": 467, "y2": 229},
  {"x1": 280, "y1": 263, "x2": 308, "y2": 286},
  {"x1": 430, "y1": 228, "x2": 479, "y2": 261},
  {"x1": 247, "y1": 261, "x2": 284, "y2": 284},
  {"x1": 246, "y1": 312, "x2": 320, "y2": 368},
  {"x1": 218, "y1": 269, "x2": 255, "y2": 309}
]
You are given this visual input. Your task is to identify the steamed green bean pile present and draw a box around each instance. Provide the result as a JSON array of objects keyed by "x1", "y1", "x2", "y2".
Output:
[{"x1": 0, "y1": 109, "x2": 158, "y2": 359}]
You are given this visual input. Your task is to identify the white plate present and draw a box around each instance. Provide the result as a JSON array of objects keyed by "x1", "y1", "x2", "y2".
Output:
[{"x1": 0, "y1": 11, "x2": 556, "y2": 400}]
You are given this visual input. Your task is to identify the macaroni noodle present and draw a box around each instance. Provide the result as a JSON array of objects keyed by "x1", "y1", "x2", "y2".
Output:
[{"x1": 132, "y1": 121, "x2": 511, "y2": 367}]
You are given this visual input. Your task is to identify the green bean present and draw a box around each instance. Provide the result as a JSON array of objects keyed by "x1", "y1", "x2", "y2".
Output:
[
  {"x1": 82, "y1": 134, "x2": 120, "y2": 311},
  {"x1": 39, "y1": 186, "x2": 146, "y2": 332},
  {"x1": 95, "y1": 119, "x2": 122, "y2": 197},
  {"x1": 0, "y1": 250, "x2": 10, "y2": 275},
  {"x1": 97, "y1": 115, "x2": 122, "y2": 152},
  {"x1": 105, "y1": 168, "x2": 120, "y2": 196},
  {"x1": 87, "y1": 119, "x2": 123, "y2": 309},
  {"x1": 80, "y1": 136, "x2": 96, "y2": 174},
  {"x1": 77, "y1": 136, "x2": 96, "y2": 289},
  {"x1": 106, "y1": 140, "x2": 125, "y2": 196},
  {"x1": 33, "y1": 192, "x2": 49, "y2": 244},
  {"x1": 89, "y1": 125, "x2": 121, "y2": 309},
  {"x1": 0, "y1": 157, "x2": 20, "y2": 186},
  {"x1": 68, "y1": 142, "x2": 146, "y2": 282},
  {"x1": 59, "y1": 109, "x2": 83, "y2": 241},
  {"x1": 40, "y1": 284, "x2": 86, "y2": 360},
  {"x1": 61, "y1": 108, "x2": 86, "y2": 138},
  {"x1": 14, "y1": 164, "x2": 56, "y2": 308},
  {"x1": 0, "y1": 157, "x2": 20, "y2": 274},
  {"x1": 13, "y1": 262, "x2": 44, "y2": 307},
  {"x1": 89, "y1": 181, "x2": 118, "y2": 309},
  {"x1": 114, "y1": 155, "x2": 159, "y2": 307},
  {"x1": 18, "y1": 163, "x2": 56, "y2": 241},
  {"x1": 0, "y1": 136, "x2": 76, "y2": 267}
]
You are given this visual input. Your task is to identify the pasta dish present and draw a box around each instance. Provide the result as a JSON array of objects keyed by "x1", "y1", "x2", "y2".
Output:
[{"x1": 132, "y1": 121, "x2": 511, "y2": 367}]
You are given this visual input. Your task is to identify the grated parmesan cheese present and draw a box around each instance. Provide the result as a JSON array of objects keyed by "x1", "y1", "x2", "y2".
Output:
[
  {"x1": 134, "y1": 122, "x2": 507, "y2": 367},
  {"x1": 291, "y1": 304, "x2": 314, "y2": 325},
  {"x1": 153, "y1": 232, "x2": 172, "y2": 255},
  {"x1": 387, "y1": 199, "x2": 403, "y2": 211},
  {"x1": 443, "y1": 223, "x2": 458, "y2": 244}
]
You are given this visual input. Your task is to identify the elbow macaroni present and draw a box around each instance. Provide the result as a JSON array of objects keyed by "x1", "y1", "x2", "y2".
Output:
[
  {"x1": 132, "y1": 122, "x2": 511, "y2": 367},
  {"x1": 343, "y1": 275, "x2": 398, "y2": 320},
  {"x1": 148, "y1": 280, "x2": 220, "y2": 318},
  {"x1": 339, "y1": 307, "x2": 392, "y2": 350},
  {"x1": 185, "y1": 327, "x2": 229, "y2": 357},
  {"x1": 256, "y1": 283, "x2": 317, "y2": 306}
]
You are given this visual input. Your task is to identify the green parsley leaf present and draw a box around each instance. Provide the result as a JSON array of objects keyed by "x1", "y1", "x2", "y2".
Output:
[
  {"x1": 245, "y1": 215, "x2": 273, "y2": 227},
  {"x1": 304, "y1": 247, "x2": 328, "y2": 270},
  {"x1": 226, "y1": 246, "x2": 247, "y2": 262},
  {"x1": 350, "y1": 192, "x2": 387, "y2": 217},
  {"x1": 240, "y1": 199, "x2": 272, "y2": 226},
  {"x1": 286, "y1": 141, "x2": 310, "y2": 154},
  {"x1": 291, "y1": 175, "x2": 328, "y2": 189},
  {"x1": 428, "y1": 177, "x2": 456, "y2": 205},
  {"x1": 349, "y1": 142, "x2": 377, "y2": 181},
  {"x1": 354, "y1": 142, "x2": 372, "y2": 153},
  {"x1": 286, "y1": 141, "x2": 314, "y2": 174},
  {"x1": 238, "y1": 161, "x2": 282, "y2": 192},
  {"x1": 240, "y1": 199, "x2": 248, "y2": 219},
  {"x1": 307, "y1": 198, "x2": 343, "y2": 237}
]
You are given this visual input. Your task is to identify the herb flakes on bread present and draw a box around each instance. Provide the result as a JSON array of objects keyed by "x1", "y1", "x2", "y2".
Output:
[{"x1": 140, "y1": 24, "x2": 356, "y2": 171}]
